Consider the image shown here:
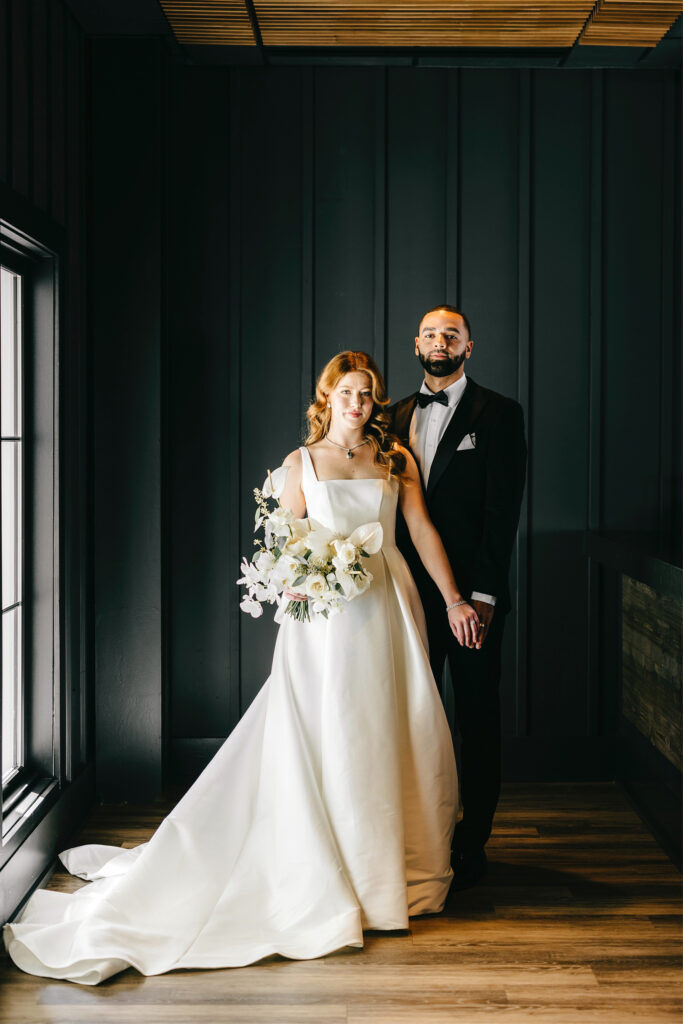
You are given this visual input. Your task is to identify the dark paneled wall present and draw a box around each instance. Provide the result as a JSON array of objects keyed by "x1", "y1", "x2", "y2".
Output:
[
  {"x1": 0, "y1": 0, "x2": 91, "y2": 914},
  {"x1": 0, "y1": 0, "x2": 90, "y2": 759},
  {"x1": 90, "y1": 41, "x2": 164, "y2": 800},
  {"x1": 89, "y1": 50, "x2": 681, "y2": 794}
]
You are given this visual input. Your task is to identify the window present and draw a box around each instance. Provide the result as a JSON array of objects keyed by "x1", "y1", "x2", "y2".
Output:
[
  {"x1": 0, "y1": 220, "x2": 61, "y2": 846},
  {"x1": 1, "y1": 265, "x2": 24, "y2": 790}
]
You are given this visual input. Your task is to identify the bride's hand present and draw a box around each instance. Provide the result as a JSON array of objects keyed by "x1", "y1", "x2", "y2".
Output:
[
  {"x1": 447, "y1": 602, "x2": 480, "y2": 648},
  {"x1": 284, "y1": 588, "x2": 307, "y2": 602}
]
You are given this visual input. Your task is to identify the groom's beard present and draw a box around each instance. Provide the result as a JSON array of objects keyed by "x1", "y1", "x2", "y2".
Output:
[{"x1": 418, "y1": 350, "x2": 466, "y2": 378}]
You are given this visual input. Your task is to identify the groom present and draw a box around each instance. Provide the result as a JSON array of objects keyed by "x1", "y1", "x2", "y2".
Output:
[{"x1": 390, "y1": 304, "x2": 527, "y2": 889}]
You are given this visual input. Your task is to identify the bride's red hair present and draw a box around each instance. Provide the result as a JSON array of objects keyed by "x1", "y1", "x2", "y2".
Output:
[{"x1": 305, "y1": 351, "x2": 406, "y2": 480}]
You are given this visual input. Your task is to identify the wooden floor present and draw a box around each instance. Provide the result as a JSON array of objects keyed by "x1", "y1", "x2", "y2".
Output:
[{"x1": 2, "y1": 783, "x2": 681, "y2": 1023}]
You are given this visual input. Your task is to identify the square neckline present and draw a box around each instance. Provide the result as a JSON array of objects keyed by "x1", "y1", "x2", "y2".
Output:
[{"x1": 300, "y1": 445, "x2": 388, "y2": 485}]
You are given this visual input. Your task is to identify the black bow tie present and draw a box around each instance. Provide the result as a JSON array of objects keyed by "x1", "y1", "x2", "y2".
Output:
[{"x1": 416, "y1": 390, "x2": 448, "y2": 409}]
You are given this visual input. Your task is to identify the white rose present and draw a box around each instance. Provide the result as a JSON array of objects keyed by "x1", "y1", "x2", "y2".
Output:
[
  {"x1": 305, "y1": 573, "x2": 327, "y2": 599},
  {"x1": 331, "y1": 538, "x2": 358, "y2": 566},
  {"x1": 284, "y1": 536, "x2": 308, "y2": 557}
]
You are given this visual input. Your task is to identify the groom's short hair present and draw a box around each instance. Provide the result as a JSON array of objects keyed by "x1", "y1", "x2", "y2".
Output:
[{"x1": 419, "y1": 304, "x2": 472, "y2": 339}]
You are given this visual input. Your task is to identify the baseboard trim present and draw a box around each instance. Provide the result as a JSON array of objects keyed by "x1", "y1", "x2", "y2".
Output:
[{"x1": 501, "y1": 736, "x2": 622, "y2": 781}]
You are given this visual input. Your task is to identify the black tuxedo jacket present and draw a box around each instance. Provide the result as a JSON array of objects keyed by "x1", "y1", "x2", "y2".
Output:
[{"x1": 390, "y1": 376, "x2": 527, "y2": 615}]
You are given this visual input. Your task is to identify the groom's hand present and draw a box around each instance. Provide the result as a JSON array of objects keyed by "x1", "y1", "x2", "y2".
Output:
[{"x1": 471, "y1": 600, "x2": 495, "y2": 650}]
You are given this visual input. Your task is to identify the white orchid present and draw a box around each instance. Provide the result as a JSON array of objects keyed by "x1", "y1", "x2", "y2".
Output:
[
  {"x1": 253, "y1": 581, "x2": 279, "y2": 603},
  {"x1": 240, "y1": 595, "x2": 264, "y2": 618},
  {"x1": 236, "y1": 558, "x2": 263, "y2": 587},
  {"x1": 311, "y1": 596, "x2": 341, "y2": 617},
  {"x1": 255, "y1": 550, "x2": 276, "y2": 573}
]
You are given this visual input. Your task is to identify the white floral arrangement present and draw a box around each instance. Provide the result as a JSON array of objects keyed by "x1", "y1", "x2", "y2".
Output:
[{"x1": 237, "y1": 465, "x2": 383, "y2": 623}]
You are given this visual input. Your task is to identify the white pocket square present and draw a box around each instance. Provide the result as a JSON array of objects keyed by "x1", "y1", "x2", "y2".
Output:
[{"x1": 456, "y1": 433, "x2": 476, "y2": 451}]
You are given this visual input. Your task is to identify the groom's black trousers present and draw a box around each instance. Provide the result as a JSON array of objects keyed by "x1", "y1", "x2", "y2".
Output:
[{"x1": 424, "y1": 599, "x2": 505, "y2": 855}]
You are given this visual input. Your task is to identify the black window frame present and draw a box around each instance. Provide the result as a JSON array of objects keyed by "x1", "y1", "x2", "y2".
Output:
[{"x1": 0, "y1": 218, "x2": 62, "y2": 853}]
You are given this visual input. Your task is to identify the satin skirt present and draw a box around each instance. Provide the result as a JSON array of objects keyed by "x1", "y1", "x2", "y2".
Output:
[{"x1": 3, "y1": 546, "x2": 458, "y2": 985}]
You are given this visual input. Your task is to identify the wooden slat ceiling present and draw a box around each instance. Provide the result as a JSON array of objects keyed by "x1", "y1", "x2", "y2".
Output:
[
  {"x1": 255, "y1": 1, "x2": 596, "y2": 47},
  {"x1": 579, "y1": 0, "x2": 683, "y2": 45},
  {"x1": 159, "y1": 2, "x2": 254, "y2": 44},
  {"x1": 158, "y1": 0, "x2": 683, "y2": 47}
]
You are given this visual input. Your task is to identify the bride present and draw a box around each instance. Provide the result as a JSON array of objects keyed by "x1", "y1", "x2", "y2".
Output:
[{"x1": 4, "y1": 351, "x2": 481, "y2": 985}]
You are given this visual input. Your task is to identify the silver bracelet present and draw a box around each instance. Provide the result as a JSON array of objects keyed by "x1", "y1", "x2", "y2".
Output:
[{"x1": 446, "y1": 599, "x2": 467, "y2": 612}]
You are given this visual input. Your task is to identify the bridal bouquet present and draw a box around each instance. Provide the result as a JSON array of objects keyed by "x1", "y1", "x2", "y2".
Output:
[{"x1": 237, "y1": 466, "x2": 383, "y2": 623}]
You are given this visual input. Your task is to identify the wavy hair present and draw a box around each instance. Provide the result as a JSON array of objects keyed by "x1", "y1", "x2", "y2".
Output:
[{"x1": 305, "y1": 351, "x2": 406, "y2": 480}]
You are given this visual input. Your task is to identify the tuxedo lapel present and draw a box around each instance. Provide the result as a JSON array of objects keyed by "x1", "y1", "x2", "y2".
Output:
[
  {"x1": 426, "y1": 377, "x2": 487, "y2": 499},
  {"x1": 392, "y1": 393, "x2": 417, "y2": 443}
]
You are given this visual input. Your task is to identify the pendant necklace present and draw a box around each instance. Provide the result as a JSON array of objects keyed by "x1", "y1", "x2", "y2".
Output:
[{"x1": 326, "y1": 436, "x2": 370, "y2": 460}]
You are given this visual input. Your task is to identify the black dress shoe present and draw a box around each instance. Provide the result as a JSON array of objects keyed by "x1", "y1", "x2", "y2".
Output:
[{"x1": 449, "y1": 847, "x2": 488, "y2": 891}]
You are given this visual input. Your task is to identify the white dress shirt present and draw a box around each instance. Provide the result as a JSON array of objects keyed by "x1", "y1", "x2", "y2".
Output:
[{"x1": 409, "y1": 373, "x2": 496, "y2": 607}]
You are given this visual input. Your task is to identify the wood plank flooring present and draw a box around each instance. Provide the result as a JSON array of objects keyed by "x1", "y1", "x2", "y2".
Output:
[{"x1": 1, "y1": 783, "x2": 681, "y2": 1023}]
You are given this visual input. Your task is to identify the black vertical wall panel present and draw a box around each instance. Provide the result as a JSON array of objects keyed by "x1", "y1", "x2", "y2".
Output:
[
  {"x1": 314, "y1": 69, "x2": 377, "y2": 371},
  {"x1": 167, "y1": 67, "x2": 231, "y2": 740},
  {"x1": 91, "y1": 40, "x2": 163, "y2": 800},
  {"x1": 672, "y1": 78, "x2": 682, "y2": 570},
  {"x1": 49, "y1": 0, "x2": 65, "y2": 224},
  {"x1": 529, "y1": 71, "x2": 592, "y2": 737},
  {"x1": 459, "y1": 70, "x2": 521, "y2": 736},
  {"x1": 10, "y1": 0, "x2": 30, "y2": 198},
  {"x1": 31, "y1": 0, "x2": 48, "y2": 210},
  {"x1": 238, "y1": 70, "x2": 303, "y2": 710},
  {"x1": 0, "y1": 1, "x2": 8, "y2": 183},
  {"x1": 64, "y1": 10, "x2": 84, "y2": 774},
  {"x1": 459, "y1": 71, "x2": 519, "y2": 399},
  {"x1": 602, "y1": 73, "x2": 665, "y2": 542},
  {"x1": 386, "y1": 69, "x2": 447, "y2": 401}
]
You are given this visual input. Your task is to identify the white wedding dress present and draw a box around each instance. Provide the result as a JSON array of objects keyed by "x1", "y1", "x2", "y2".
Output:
[{"x1": 3, "y1": 446, "x2": 458, "y2": 985}]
